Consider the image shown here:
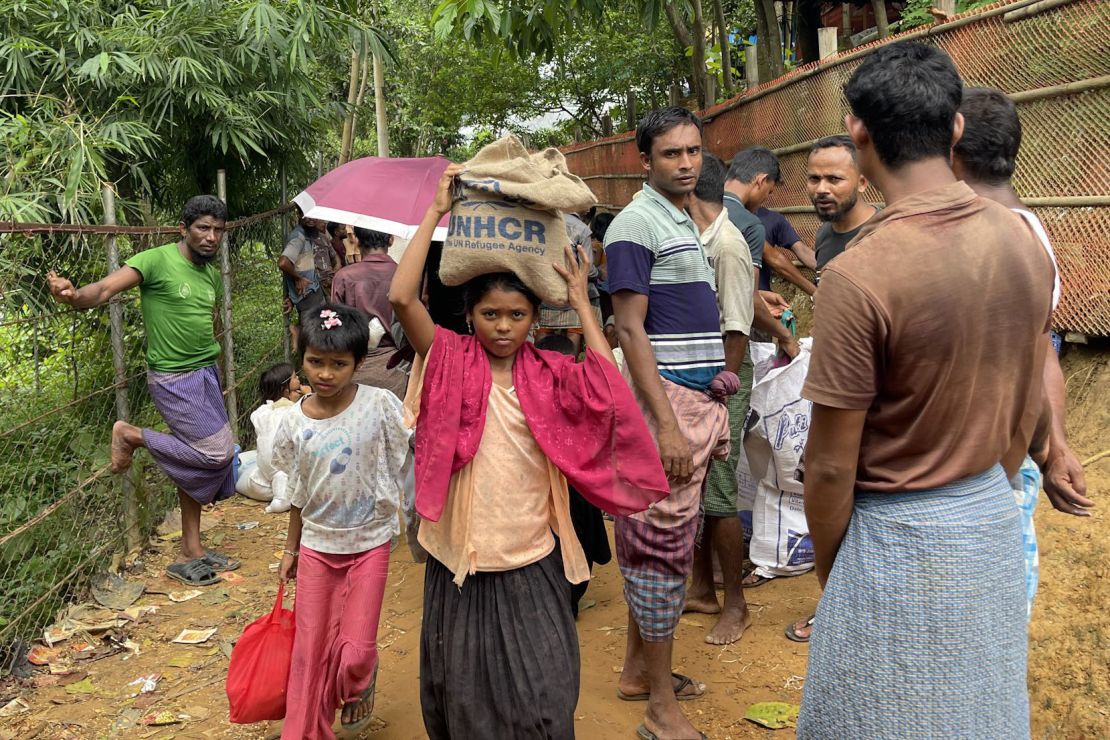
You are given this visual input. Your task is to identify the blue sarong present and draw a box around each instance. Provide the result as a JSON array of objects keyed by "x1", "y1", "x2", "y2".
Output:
[
  {"x1": 1011, "y1": 455, "x2": 1041, "y2": 620},
  {"x1": 798, "y1": 465, "x2": 1029, "y2": 739}
]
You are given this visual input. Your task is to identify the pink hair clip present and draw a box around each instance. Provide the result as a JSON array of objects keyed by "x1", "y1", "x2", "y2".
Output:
[{"x1": 320, "y1": 309, "x2": 342, "y2": 330}]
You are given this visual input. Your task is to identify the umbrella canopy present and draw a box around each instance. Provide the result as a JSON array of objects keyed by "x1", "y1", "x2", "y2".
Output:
[{"x1": 293, "y1": 156, "x2": 451, "y2": 241}]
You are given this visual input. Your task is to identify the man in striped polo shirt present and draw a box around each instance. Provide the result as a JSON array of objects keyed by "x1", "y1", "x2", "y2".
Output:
[{"x1": 606, "y1": 106, "x2": 731, "y2": 740}]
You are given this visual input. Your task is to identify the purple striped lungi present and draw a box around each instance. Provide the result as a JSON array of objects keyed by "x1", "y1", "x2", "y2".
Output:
[
  {"x1": 614, "y1": 376, "x2": 729, "y2": 641},
  {"x1": 143, "y1": 365, "x2": 235, "y2": 505}
]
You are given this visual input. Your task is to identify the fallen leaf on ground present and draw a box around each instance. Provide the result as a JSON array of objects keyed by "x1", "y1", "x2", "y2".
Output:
[
  {"x1": 172, "y1": 627, "x2": 217, "y2": 644},
  {"x1": 50, "y1": 695, "x2": 80, "y2": 705},
  {"x1": 64, "y1": 677, "x2": 98, "y2": 695},
  {"x1": 0, "y1": 698, "x2": 29, "y2": 717},
  {"x1": 91, "y1": 573, "x2": 145, "y2": 611},
  {"x1": 210, "y1": 532, "x2": 226, "y2": 546},
  {"x1": 199, "y1": 587, "x2": 229, "y2": 606},
  {"x1": 168, "y1": 590, "x2": 203, "y2": 603},
  {"x1": 32, "y1": 674, "x2": 60, "y2": 688},
  {"x1": 220, "y1": 571, "x2": 245, "y2": 584},
  {"x1": 139, "y1": 710, "x2": 182, "y2": 726},
  {"x1": 26, "y1": 645, "x2": 60, "y2": 665},
  {"x1": 743, "y1": 701, "x2": 800, "y2": 729},
  {"x1": 56, "y1": 670, "x2": 89, "y2": 685},
  {"x1": 167, "y1": 654, "x2": 195, "y2": 668},
  {"x1": 184, "y1": 705, "x2": 211, "y2": 721},
  {"x1": 158, "y1": 530, "x2": 183, "y2": 541}
]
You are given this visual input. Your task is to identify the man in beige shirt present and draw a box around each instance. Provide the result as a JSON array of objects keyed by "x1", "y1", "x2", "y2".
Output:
[{"x1": 686, "y1": 152, "x2": 755, "y2": 646}]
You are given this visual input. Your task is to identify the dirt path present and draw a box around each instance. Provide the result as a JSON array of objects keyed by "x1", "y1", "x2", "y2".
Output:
[{"x1": 1, "y1": 346, "x2": 1106, "y2": 739}]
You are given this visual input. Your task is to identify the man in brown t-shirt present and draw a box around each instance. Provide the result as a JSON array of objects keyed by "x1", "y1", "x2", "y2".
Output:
[{"x1": 796, "y1": 42, "x2": 1052, "y2": 740}]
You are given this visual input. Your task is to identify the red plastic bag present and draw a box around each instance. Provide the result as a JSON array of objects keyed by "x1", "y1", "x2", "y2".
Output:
[{"x1": 226, "y1": 581, "x2": 295, "y2": 723}]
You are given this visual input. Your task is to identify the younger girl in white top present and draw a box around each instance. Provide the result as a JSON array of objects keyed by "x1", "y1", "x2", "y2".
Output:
[{"x1": 273, "y1": 303, "x2": 412, "y2": 739}]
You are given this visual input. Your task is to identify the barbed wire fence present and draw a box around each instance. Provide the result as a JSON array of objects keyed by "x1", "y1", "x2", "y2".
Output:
[
  {"x1": 0, "y1": 185, "x2": 292, "y2": 670},
  {"x1": 563, "y1": 0, "x2": 1110, "y2": 338}
]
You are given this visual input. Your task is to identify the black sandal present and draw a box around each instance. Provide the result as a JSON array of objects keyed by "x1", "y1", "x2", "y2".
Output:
[
  {"x1": 165, "y1": 558, "x2": 221, "y2": 586},
  {"x1": 202, "y1": 550, "x2": 241, "y2": 572}
]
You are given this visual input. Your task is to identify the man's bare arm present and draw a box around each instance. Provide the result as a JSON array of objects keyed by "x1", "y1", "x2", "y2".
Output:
[
  {"x1": 763, "y1": 245, "x2": 816, "y2": 296},
  {"x1": 47, "y1": 266, "x2": 142, "y2": 310},
  {"x1": 789, "y1": 240, "x2": 817, "y2": 271},
  {"x1": 804, "y1": 404, "x2": 866, "y2": 587},
  {"x1": 1039, "y1": 336, "x2": 1092, "y2": 514},
  {"x1": 751, "y1": 285, "x2": 800, "y2": 358},
  {"x1": 612, "y1": 290, "x2": 692, "y2": 483},
  {"x1": 723, "y1": 331, "x2": 748, "y2": 375}
]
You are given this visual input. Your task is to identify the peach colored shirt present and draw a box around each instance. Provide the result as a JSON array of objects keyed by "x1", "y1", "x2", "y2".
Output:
[{"x1": 404, "y1": 349, "x2": 589, "y2": 587}]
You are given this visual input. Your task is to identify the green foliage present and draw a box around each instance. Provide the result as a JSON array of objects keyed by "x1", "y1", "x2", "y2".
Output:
[
  {"x1": 896, "y1": 0, "x2": 995, "y2": 31},
  {"x1": 0, "y1": 0, "x2": 385, "y2": 223}
]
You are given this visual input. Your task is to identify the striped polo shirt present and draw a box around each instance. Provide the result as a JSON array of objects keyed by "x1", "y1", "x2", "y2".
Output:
[{"x1": 605, "y1": 184, "x2": 725, "y2": 390}]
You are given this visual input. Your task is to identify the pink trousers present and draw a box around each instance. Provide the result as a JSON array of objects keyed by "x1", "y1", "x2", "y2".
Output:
[{"x1": 281, "y1": 543, "x2": 390, "y2": 740}]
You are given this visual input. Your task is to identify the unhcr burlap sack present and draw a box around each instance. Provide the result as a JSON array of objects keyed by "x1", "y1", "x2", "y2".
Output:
[{"x1": 439, "y1": 136, "x2": 597, "y2": 304}]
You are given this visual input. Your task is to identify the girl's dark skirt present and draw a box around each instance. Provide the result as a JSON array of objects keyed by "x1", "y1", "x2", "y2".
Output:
[{"x1": 420, "y1": 550, "x2": 580, "y2": 740}]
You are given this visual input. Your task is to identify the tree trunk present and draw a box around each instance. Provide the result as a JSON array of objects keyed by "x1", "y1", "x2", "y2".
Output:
[
  {"x1": 797, "y1": 0, "x2": 822, "y2": 64},
  {"x1": 755, "y1": 0, "x2": 785, "y2": 81},
  {"x1": 663, "y1": 1, "x2": 706, "y2": 108},
  {"x1": 871, "y1": 0, "x2": 890, "y2": 38},
  {"x1": 712, "y1": 0, "x2": 733, "y2": 93},
  {"x1": 690, "y1": 0, "x2": 710, "y2": 107},
  {"x1": 372, "y1": 49, "x2": 389, "y2": 157},
  {"x1": 348, "y1": 39, "x2": 371, "y2": 158},
  {"x1": 339, "y1": 49, "x2": 359, "y2": 165},
  {"x1": 841, "y1": 3, "x2": 853, "y2": 48}
]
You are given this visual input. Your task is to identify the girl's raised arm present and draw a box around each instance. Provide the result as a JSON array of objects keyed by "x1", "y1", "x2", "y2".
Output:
[
  {"x1": 389, "y1": 163, "x2": 464, "y2": 358},
  {"x1": 553, "y1": 242, "x2": 616, "y2": 366}
]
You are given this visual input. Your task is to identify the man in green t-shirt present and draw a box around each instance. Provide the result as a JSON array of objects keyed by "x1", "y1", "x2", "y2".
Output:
[{"x1": 47, "y1": 195, "x2": 240, "y2": 587}]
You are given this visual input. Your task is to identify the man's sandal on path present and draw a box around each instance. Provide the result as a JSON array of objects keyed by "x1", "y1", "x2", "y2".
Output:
[
  {"x1": 165, "y1": 558, "x2": 221, "y2": 586},
  {"x1": 740, "y1": 569, "x2": 772, "y2": 588},
  {"x1": 635, "y1": 723, "x2": 708, "y2": 740},
  {"x1": 341, "y1": 666, "x2": 377, "y2": 734},
  {"x1": 784, "y1": 614, "x2": 815, "y2": 643},
  {"x1": 202, "y1": 550, "x2": 241, "y2": 571},
  {"x1": 617, "y1": 672, "x2": 705, "y2": 702}
]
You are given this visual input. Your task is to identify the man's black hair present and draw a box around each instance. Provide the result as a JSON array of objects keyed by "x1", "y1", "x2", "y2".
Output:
[
  {"x1": 694, "y1": 153, "x2": 727, "y2": 204},
  {"x1": 843, "y1": 41, "x2": 963, "y2": 169},
  {"x1": 534, "y1": 334, "x2": 577, "y2": 356},
  {"x1": 181, "y1": 195, "x2": 227, "y2": 227},
  {"x1": 726, "y1": 146, "x2": 783, "y2": 185},
  {"x1": 297, "y1": 302, "x2": 370, "y2": 366},
  {"x1": 953, "y1": 87, "x2": 1021, "y2": 186},
  {"x1": 590, "y1": 212, "x2": 614, "y2": 243},
  {"x1": 326, "y1": 222, "x2": 346, "y2": 238},
  {"x1": 635, "y1": 106, "x2": 703, "y2": 156},
  {"x1": 353, "y1": 226, "x2": 391, "y2": 252},
  {"x1": 810, "y1": 134, "x2": 858, "y2": 163},
  {"x1": 462, "y1": 272, "x2": 541, "y2": 315},
  {"x1": 259, "y1": 362, "x2": 295, "y2": 402}
]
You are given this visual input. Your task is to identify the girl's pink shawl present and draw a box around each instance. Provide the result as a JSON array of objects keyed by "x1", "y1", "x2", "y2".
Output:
[{"x1": 414, "y1": 327, "x2": 668, "y2": 522}]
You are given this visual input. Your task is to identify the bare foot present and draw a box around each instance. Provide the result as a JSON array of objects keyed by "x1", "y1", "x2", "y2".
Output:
[
  {"x1": 704, "y1": 604, "x2": 752, "y2": 645},
  {"x1": 110, "y1": 420, "x2": 141, "y2": 473},
  {"x1": 682, "y1": 593, "x2": 720, "y2": 615}
]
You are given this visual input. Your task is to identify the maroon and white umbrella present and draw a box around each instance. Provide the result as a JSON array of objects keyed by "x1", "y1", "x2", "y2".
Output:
[{"x1": 292, "y1": 156, "x2": 451, "y2": 241}]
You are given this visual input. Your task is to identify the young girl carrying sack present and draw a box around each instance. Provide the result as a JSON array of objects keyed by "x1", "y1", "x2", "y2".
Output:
[
  {"x1": 272, "y1": 303, "x2": 412, "y2": 739},
  {"x1": 389, "y1": 164, "x2": 669, "y2": 740}
]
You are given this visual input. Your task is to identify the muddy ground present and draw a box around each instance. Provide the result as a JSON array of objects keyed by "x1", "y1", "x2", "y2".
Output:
[{"x1": 0, "y1": 345, "x2": 1106, "y2": 740}]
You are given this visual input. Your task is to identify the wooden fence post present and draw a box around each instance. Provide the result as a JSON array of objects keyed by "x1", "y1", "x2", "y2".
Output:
[
  {"x1": 279, "y1": 164, "x2": 291, "y2": 362},
  {"x1": 819, "y1": 27, "x2": 839, "y2": 59},
  {"x1": 102, "y1": 184, "x2": 140, "y2": 553},
  {"x1": 625, "y1": 91, "x2": 637, "y2": 131},
  {"x1": 745, "y1": 43, "x2": 759, "y2": 88},
  {"x1": 216, "y1": 170, "x2": 239, "y2": 443}
]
